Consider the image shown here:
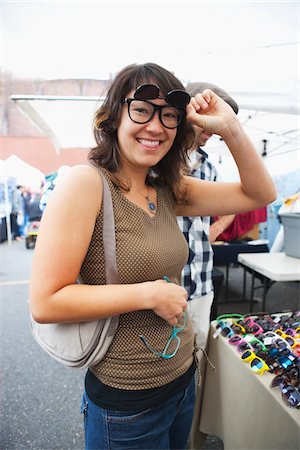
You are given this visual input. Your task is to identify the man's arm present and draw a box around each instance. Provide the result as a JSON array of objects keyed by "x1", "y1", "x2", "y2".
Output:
[{"x1": 209, "y1": 214, "x2": 235, "y2": 243}]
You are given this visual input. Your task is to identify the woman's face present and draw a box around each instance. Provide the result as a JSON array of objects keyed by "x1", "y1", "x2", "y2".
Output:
[{"x1": 117, "y1": 89, "x2": 177, "y2": 172}]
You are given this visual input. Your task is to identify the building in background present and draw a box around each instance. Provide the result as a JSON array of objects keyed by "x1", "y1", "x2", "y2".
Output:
[{"x1": 0, "y1": 71, "x2": 110, "y2": 174}]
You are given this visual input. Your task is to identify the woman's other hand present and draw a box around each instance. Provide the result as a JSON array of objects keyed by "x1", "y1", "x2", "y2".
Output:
[{"x1": 147, "y1": 279, "x2": 188, "y2": 326}]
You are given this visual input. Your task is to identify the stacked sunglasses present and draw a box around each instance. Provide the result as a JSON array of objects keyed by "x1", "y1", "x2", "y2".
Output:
[
  {"x1": 213, "y1": 311, "x2": 300, "y2": 409},
  {"x1": 123, "y1": 84, "x2": 190, "y2": 129}
]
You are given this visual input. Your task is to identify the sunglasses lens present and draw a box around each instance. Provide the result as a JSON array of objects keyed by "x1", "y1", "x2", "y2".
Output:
[
  {"x1": 250, "y1": 358, "x2": 264, "y2": 371},
  {"x1": 241, "y1": 350, "x2": 252, "y2": 360},
  {"x1": 285, "y1": 329, "x2": 294, "y2": 336},
  {"x1": 282, "y1": 386, "x2": 300, "y2": 408},
  {"x1": 232, "y1": 325, "x2": 241, "y2": 333},
  {"x1": 134, "y1": 84, "x2": 159, "y2": 100},
  {"x1": 276, "y1": 340, "x2": 287, "y2": 349},
  {"x1": 278, "y1": 356, "x2": 293, "y2": 369},
  {"x1": 221, "y1": 327, "x2": 232, "y2": 337},
  {"x1": 229, "y1": 335, "x2": 241, "y2": 343},
  {"x1": 286, "y1": 337, "x2": 295, "y2": 346},
  {"x1": 238, "y1": 342, "x2": 250, "y2": 353},
  {"x1": 252, "y1": 342, "x2": 262, "y2": 351},
  {"x1": 166, "y1": 90, "x2": 190, "y2": 108},
  {"x1": 271, "y1": 376, "x2": 284, "y2": 387},
  {"x1": 269, "y1": 347, "x2": 279, "y2": 357}
]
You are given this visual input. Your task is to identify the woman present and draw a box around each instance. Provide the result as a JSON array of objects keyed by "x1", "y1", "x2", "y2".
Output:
[{"x1": 29, "y1": 63, "x2": 276, "y2": 450}]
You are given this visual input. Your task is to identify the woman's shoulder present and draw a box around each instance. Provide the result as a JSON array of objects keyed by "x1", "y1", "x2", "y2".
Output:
[
  {"x1": 59, "y1": 164, "x2": 103, "y2": 189},
  {"x1": 45, "y1": 164, "x2": 103, "y2": 213}
]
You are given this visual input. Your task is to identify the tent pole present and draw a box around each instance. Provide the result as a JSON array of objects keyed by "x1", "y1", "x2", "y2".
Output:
[{"x1": 4, "y1": 177, "x2": 12, "y2": 245}]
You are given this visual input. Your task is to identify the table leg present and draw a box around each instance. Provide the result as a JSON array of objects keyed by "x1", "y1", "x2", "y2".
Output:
[
  {"x1": 250, "y1": 271, "x2": 255, "y2": 312},
  {"x1": 262, "y1": 278, "x2": 268, "y2": 311},
  {"x1": 225, "y1": 265, "x2": 229, "y2": 301},
  {"x1": 242, "y1": 268, "x2": 247, "y2": 302}
]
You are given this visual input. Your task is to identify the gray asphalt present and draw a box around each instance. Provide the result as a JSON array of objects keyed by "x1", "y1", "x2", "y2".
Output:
[
  {"x1": 1, "y1": 240, "x2": 299, "y2": 450},
  {"x1": 0, "y1": 241, "x2": 85, "y2": 450}
]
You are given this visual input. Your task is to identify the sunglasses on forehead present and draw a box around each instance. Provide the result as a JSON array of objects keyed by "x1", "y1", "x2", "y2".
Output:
[{"x1": 133, "y1": 84, "x2": 190, "y2": 109}]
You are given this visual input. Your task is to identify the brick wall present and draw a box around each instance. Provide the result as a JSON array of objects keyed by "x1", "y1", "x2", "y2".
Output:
[
  {"x1": 1, "y1": 72, "x2": 109, "y2": 137},
  {"x1": 0, "y1": 72, "x2": 110, "y2": 173}
]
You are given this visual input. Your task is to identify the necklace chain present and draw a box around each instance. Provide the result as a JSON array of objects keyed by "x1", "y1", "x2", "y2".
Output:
[{"x1": 132, "y1": 185, "x2": 156, "y2": 214}]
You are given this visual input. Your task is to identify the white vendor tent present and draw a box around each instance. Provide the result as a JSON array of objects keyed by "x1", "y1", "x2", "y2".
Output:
[
  {"x1": 10, "y1": 93, "x2": 300, "y2": 179},
  {"x1": 1, "y1": 155, "x2": 45, "y2": 191},
  {"x1": 0, "y1": 156, "x2": 45, "y2": 244}
]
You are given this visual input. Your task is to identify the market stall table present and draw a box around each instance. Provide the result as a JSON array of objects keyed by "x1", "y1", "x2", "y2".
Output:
[
  {"x1": 237, "y1": 252, "x2": 300, "y2": 311},
  {"x1": 212, "y1": 241, "x2": 269, "y2": 302},
  {"x1": 199, "y1": 321, "x2": 300, "y2": 450}
]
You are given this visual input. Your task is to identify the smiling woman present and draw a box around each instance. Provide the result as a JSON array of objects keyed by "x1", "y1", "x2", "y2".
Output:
[{"x1": 29, "y1": 62, "x2": 275, "y2": 450}]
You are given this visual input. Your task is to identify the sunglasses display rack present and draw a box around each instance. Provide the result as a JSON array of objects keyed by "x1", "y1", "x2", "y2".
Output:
[{"x1": 214, "y1": 311, "x2": 300, "y2": 409}]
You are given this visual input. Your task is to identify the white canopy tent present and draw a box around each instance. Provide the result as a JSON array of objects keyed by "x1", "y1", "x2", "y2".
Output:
[
  {"x1": 11, "y1": 95, "x2": 104, "y2": 150},
  {"x1": 206, "y1": 108, "x2": 300, "y2": 180},
  {"x1": 0, "y1": 155, "x2": 45, "y2": 244},
  {"x1": 1, "y1": 154, "x2": 45, "y2": 190},
  {"x1": 11, "y1": 93, "x2": 300, "y2": 179}
]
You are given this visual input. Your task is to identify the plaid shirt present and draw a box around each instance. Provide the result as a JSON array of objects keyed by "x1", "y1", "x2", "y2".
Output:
[{"x1": 177, "y1": 148, "x2": 218, "y2": 299}]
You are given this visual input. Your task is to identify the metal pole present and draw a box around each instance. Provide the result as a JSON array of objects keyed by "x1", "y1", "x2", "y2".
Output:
[{"x1": 4, "y1": 176, "x2": 12, "y2": 245}]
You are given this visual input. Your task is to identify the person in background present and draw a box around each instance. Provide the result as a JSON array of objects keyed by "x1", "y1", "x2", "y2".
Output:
[
  {"x1": 177, "y1": 81, "x2": 239, "y2": 449},
  {"x1": 27, "y1": 192, "x2": 43, "y2": 222},
  {"x1": 10, "y1": 185, "x2": 23, "y2": 241},
  {"x1": 178, "y1": 81, "x2": 238, "y2": 352},
  {"x1": 29, "y1": 63, "x2": 275, "y2": 450},
  {"x1": 18, "y1": 185, "x2": 31, "y2": 235}
]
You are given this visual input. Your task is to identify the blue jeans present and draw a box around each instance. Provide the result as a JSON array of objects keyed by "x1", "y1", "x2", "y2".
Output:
[{"x1": 80, "y1": 378, "x2": 195, "y2": 450}]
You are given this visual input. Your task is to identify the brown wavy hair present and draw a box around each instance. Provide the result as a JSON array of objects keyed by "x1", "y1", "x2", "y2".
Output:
[{"x1": 88, "y1": 63, "x2": 194, "y2": 197}]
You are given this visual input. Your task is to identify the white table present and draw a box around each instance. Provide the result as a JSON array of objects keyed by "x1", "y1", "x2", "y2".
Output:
[
  {"x1": 237, "y1": 252, "x2": 300, "y2": 311},
  {"x1": 199, "y1": 321, "x2": 300, "y2": 450}
]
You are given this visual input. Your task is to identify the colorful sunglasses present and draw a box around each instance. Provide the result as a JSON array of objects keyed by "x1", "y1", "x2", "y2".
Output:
[
  {"x1": 275, "y1": 329, "x2": 297, "y2": 348},
  {"x1": 243, "y1": 334, "x2": 268, "y2": 352},
  {"x1": 243, "y1": 317, "x2": 264, "y2": 335},
  {"x1": 284, "y1": 327, "x2": 300, "y2": 338},
  {"x1": 139, "y1": 311, "x2": 187, "y2": 359},
  {"x1": 271, "y1": 376, "x2": 300, "y2": 408},
  {"x1": 267, "y1": 345, "x2": 298, "y2": 370},
  {"x1": 262, "y1": 331, "x2": 293, "y2": 349},
  {"x1": 228, "y1": 335, "x2": 254, "y2": 354},
  {"x1": 241, "y1": 349, "x2": 270, "y2": 375},
  {"x1": 216, "y1": 313, "x2": 244, "y2": 322},
  {"x1": 214, "y1": 321, "x2": 236, "y2": 339}
]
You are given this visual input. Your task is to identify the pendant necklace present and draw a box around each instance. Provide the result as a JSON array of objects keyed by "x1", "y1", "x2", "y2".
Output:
[{"x1": 132, "y1": 185, "x2": 156, "y2": 213}]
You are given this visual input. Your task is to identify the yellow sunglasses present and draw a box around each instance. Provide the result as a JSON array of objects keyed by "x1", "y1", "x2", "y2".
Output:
[
  {"x1": 275, "y1": 329, "x2": 297, "y2": 348},
  {"x1": 241, "y1": 349, "x2": 270, "y2": 375}
]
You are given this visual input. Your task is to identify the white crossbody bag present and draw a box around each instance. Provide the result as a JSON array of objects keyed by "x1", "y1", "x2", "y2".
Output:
[{"x1": 30, "y1": 171, "x2": 119, "y2": 368}]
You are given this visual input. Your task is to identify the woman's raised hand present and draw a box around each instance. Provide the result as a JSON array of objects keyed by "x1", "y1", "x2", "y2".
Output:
[{"x1": 186, "y1": 89, "x2": 238, "y2": 137}]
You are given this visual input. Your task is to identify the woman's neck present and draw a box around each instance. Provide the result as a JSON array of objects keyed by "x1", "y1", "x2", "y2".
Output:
[{"x1": 119, "y1": 166, "x2": 149, "y2": 191}]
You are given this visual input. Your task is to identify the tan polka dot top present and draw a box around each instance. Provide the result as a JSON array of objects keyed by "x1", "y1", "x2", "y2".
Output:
[{"x1": 80, "y1": 169, "x2": 195, "y2": 390}]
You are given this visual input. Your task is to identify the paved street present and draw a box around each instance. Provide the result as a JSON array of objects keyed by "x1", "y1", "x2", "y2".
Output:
[
  {"x1": 0, "y1": 241, "x2": 85, "y2": 450},
  {"x1": 1, "y1": 239, "x2": 299, "y2": 450}
]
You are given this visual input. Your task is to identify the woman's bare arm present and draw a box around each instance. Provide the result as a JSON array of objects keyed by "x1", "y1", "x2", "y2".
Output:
[
  {"x1": 29, "y1": 165, "x2": 187, "y2": 326},
  {"x1": 176, "y1": 90, "x2": 276, "y2": 217}
]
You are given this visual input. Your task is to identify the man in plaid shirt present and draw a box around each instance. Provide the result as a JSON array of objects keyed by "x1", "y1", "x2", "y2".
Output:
[
  {"x1": 178, "y1": 83, "x2": 238, "y2": 449},
  {"x1": 177, "y1": 82, "x2": 239, "y2": 353}
]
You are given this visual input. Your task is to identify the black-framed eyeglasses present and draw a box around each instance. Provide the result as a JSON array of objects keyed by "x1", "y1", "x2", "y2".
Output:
[
  {"x1": 124, "y1": 98, "x2": 184, "y2": 129},
  {"x1": 123, "y1": 83, "x2": 191, "y2": 129}
]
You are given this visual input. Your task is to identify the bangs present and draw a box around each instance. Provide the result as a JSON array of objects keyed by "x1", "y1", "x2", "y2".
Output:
[{"x1": 126, "y1": 64, "x2": 185, "y2": 98}]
